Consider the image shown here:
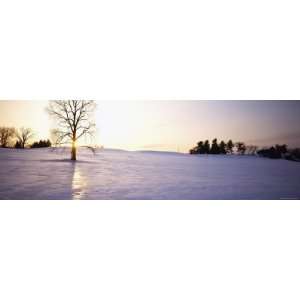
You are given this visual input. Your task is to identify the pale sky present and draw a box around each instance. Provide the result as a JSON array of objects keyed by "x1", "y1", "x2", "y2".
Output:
[{"x1": 1, "y1": 100, "x2": 300, "y2": 152}]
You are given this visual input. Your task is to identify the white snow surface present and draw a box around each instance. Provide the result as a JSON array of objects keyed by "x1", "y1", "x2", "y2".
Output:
[{"x1": 0, "y1": 148, "x2": 299, "y2": 200}]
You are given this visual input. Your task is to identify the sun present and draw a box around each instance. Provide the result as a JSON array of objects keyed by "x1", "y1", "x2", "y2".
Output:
[{"x1": 72, "y1": 140, "x2": 78, "y2": 149}]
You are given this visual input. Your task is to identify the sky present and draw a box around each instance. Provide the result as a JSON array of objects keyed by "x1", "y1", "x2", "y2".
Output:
[{"x1": 1, "y1": 100, "x2": 300, "y2": 152}]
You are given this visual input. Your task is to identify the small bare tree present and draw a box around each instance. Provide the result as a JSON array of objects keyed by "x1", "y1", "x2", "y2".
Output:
[
  {"x1": 245, "y1": 145, "x2": 258, "y2": 155},
  {"x1": 16, "y1": 127, "x2": 34, "y2": 148},
  {"x1": 47, "y1": 100, "x2": 96, "y2": 160},
  {"x1": 0, "y1": 127, "x2": 16, "y2": 147},
  {"x1": 235, "y1": 142, "x2": 246, "y2": 155}
]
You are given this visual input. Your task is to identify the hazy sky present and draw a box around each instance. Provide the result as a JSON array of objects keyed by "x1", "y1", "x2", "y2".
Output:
[{"x1": 1, "y1": 100, "x2": 300, "y2": 152}]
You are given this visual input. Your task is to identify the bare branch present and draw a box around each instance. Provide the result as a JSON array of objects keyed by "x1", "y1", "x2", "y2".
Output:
[
  {"x1": 0, "y1": 127, "x2": 16, "y2": 147},
  {"x1": 16, "y1": 127, "x2": 34, "y2": 148},
  {"x1": 47, "y1": 100, "x2": 97, "y2": 160}
]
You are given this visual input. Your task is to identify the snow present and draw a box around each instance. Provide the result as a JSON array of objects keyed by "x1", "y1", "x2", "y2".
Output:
[{"x1": 0, "y1": 148, "x2": 299, "y2": 200}]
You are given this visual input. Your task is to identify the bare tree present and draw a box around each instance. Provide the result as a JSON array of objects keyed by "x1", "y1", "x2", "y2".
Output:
[
  {"x1": 47, "y1": 100, "x2": 96, "y2": 160},
  {"x1": 235, "y1": 142, "x2": 246, "y2": 155},
  {"x1": 16, "y1": 127, "x2": 34, "y2": 148},
  {"x1": 245, "y1": 145, "x2": 258, "y2": 155},
  {"x1": 0, "y1": 127, "x2": 16, "y2": 147}
]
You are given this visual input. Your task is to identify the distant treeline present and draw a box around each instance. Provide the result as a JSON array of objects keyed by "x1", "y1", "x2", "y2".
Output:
[
  {"x1": 257, "y1": 145, "x2": 300, "y2": 162},
  {"x1": 190, "y1": 138, "x2": 300, "y2": 162},
  {"x1": 0, "y1": 126, "x2": 51, "y2": 149},
  {"x1": 30, "y1": 139, "x2": 51, "y2": 148},
  {"x1": 190, "y1": 139, "x2": 255, "y2": 155}
]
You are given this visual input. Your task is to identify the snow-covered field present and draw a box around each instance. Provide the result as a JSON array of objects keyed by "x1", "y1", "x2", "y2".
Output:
[{"x1": 0, "y1": 148, "x2": 299, "y2": 200}]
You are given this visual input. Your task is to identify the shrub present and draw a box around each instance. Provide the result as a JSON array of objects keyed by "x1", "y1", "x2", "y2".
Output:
[
  {"x1": 257, "y1": 144, "x2": 287, "y2": 159},
  {"x1": 285, "y1": 148, "x2": 300, "y2": 162},
  {"x1": 30, "y1": 139, "x2": 52, "y2": 148}
]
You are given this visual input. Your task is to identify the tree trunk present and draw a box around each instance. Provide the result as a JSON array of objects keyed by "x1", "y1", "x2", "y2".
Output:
[{"x1": 71, "y1": 140, "x2": 77, "y2": 161}]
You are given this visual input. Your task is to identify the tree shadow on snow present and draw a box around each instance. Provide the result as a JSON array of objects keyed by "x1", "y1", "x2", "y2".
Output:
[{"x1": 40, "y1": 159, "x2": 95, "y2": 164}]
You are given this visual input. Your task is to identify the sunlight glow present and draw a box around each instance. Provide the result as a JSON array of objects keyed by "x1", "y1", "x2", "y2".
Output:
[
  {"x1": 72, "y1": 164, "x2": 86, "y2": 200},
  {"x1": 1, "y1": 100, "x2": 300, "y2": 152}
]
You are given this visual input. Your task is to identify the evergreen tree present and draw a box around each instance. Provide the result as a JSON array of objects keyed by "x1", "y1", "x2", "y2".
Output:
[
  {"x1": 210, "y1": 138, "x2": 220, "y2": 154},
  {"x1": 197, "y1": 141, "x2": 205, "y2": 154},
  {"x1": 203, "y1": 140, "x2": 210, "y2": 154},
  {"x1": 226, "y1": 140, "x2": 234, "y2": 154},
  {"x1": 219, "y1": 140, "x2": 226, "y2": 154}
]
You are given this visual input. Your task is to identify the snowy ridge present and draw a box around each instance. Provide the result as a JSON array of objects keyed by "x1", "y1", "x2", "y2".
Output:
[{"x1": 0, "y1": 148, "x2": 299, "y2": 200}]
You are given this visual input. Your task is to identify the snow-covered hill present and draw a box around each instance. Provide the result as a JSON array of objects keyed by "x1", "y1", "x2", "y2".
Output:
[{"x1": 0, "y1": 148, "x2": 299, "y2": 200}]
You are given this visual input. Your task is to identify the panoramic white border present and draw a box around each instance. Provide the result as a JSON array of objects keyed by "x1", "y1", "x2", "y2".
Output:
[
  {"x1": 0, "y1": 0, "x2": 299, "y2": 100},
  {"x1": 1, "y1": 0, "x2": 300, "y2": 299},
  {"x1": 1, "y1": 200, "x2": 300, "y2": 300}
]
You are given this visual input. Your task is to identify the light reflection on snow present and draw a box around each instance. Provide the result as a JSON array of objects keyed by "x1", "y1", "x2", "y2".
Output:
[{"x1": 72, "y1": 164, "x2": 86, "y2": 200}]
